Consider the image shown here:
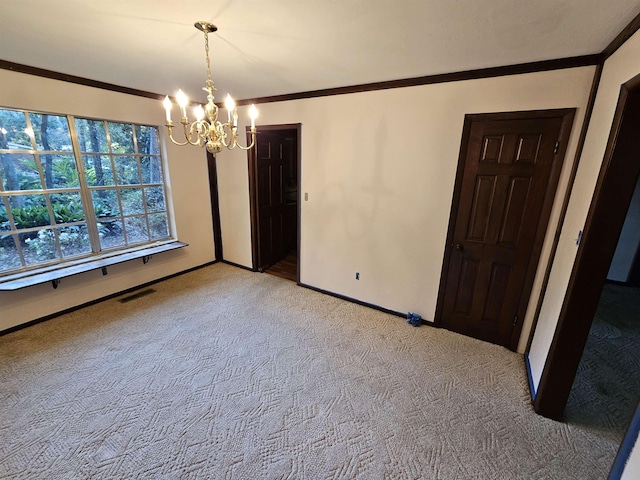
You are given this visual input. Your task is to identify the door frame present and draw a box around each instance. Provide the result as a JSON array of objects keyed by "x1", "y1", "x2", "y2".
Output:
[
  {"x1": 434, "y1": 109, "x2": 576, "y2": 351},
  {"x1": 533, "y1": 73, "x2": 640, "y2": 419},
  {"x1": 247, "y1": 123, "x2": 302, "y2": 281}
]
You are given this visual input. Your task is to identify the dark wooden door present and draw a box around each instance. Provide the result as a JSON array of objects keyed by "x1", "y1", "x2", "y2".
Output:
[
  {"x1": 438, "y1": 110, "x2": 574, "y2": 349},
  {"x1": 255, "y1": 131, "x2": 288, "y2": 270}
]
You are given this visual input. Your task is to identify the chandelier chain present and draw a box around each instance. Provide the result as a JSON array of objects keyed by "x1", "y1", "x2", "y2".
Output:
[{"x1": 204, "y1": 29, "x2": 214, "y2": 90}]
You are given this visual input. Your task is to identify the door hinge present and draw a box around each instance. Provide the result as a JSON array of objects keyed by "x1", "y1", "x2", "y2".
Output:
[
  {"x1": 554, "y1": 141, "x2": 560, "y2": 154},
  {"x1": 513, "y1": 314, "x2": 518, "y2": 327}
]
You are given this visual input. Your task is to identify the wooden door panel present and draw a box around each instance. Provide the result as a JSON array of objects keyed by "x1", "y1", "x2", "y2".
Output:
[
  {"x1": 482, "y1": 263, "x2": 511, "y2": 325},
  {"x1": 270, "y1": 162, "x2": 282, "y2": 206},
  {"x1": 453, "y1": 257, "x2": 479, "y2": 316},
  {"x1": 467, "y1": 176, "x2": 496, "y2": 242},
  {"x1": 272, "y1": 210, "x2": 283, "y2": 255},
  {"x1": 449, "y1": 259, "x2": 509, "y2": 318},
  {"x1": 260, "y1": 216, "x2": 272, "y2": 258},
  {"x1": 480, "y1": 136, "x2": 504, "y2": 163},
  {"x1": 498, "y1": 176, "x2": 532, "y2": 246},
  {"x1": 514, "y1": 134, "x2": 542, "y2": 164},
  {"x1": 438, "y1": 111, "x2": 573, "y2": 349},
  {"x1": 258, "y1": 165, "x2": 271, "y2": 207},
  {"x1": 484, "y1": 176, "x2": 511, "y2": 245}
]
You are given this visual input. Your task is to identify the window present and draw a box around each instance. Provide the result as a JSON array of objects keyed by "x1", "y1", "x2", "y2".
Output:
[{"x1": 0, "y1": 107, "x2": 171, "y2": 276}]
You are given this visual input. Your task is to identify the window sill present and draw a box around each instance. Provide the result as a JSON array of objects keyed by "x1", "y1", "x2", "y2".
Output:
[{"x1": 0, "y1": 241, "x2": 188, "y2": 291}]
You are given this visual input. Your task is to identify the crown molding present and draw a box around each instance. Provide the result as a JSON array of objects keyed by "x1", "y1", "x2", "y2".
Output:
[
  {"x1": 0, "y1": 59, "x2": 163, "y2": 101},
  {"x1": 602, "y1": 10, "x2": 640, "y2": 60},
  {"x1": 236, "y1": 55, "x2": 601, "y2": 106}
]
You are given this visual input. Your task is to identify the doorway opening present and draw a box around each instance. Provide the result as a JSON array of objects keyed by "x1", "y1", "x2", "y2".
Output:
[
  {"x1": 248, "y1": 124, "x2": 301, "y2": 283},
  {"x1": 564, "y1": 277, "x2": 640, "y2": 443},
  {"x1": 533, "y1": 73, "x2": 640, "y2": 423},
  {"x1": 564, "y1": 173, "x2": 640, "y2": 443}
]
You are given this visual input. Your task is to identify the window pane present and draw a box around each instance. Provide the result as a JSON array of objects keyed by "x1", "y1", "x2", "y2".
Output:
[
  {"x1": 145, "y1": 186, "x2": 165, "y2": 213},
  {"x1": 21, "y1": 229, "x2": 59, "y2": 265},
  {"x1": 114, "y1": 156, "x2": 140, "y2": 185},
  {"x1": 83, "y1": 154, "x2": 114, "y2": 187},
  {"x1": 0, "y1": 202, "x2": 10, "y2": 231},
  {"x1": 125, "y1": 215, "x2": 149, "y2": 244},
  {"x1": 43, "y1": 154, "x2": 79, "y2": 189},
  {"x1": 51, "y1": 192, "x2": 85, "y2": 224},
  {"x1": 58, "y1": 225, "x2": 91, "y2": 258},
  {"x1": 108, "y1": 122, "x2": 134, "y2": 153},
  {"x1": 141, "y1": 156, "x2": 163, "y2": 184},
  {"x1": 29, "y1": 113, "x2": 72, "y2": 152},
  {"x1": 120, "y1": 188, "x2": 144, "y2": 215},
  {"x1": 0, "y1": 235, "x2": 20, "y2": 272},
  {"x1": 0, "y1": 153, "x2": 42, "y2": 191},
  {"x1": 9, "y1": 194, "x2": 51, "y2": 229},
  {"x1": 75, "y1": 119, "x2": 108, "y2": 153},
  {"x1": 149, "y1": 213, "x2": 169, "y2": 239},
  {"x1": 98, "y1": 219, "x2": 125, "y2": 250},
  {"x1": 135, "y1": 125, "x2": 160, "y2": 155},
  {"x1": 0, "y1": 110, "x2": 31, "y2": 149},
  {"x1": 1, "y1": 113, "x2": 170, "y2": 277},
  {"x1": 92, "y1": 189, "x2": 120, "y2": 218}
]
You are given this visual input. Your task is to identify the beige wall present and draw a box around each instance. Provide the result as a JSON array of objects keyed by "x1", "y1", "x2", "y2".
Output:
[
  {"x1": 218, "y1": 67, "x2": 596, "y2": 352},
  {"x1": 528, "y1": 29, "x2": 640, "y2": 389},
  {"x1": 0, "y1": 69, "x2": 215, "y2": 331}
]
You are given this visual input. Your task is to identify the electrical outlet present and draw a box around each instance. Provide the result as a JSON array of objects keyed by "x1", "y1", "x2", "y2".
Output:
[
  {"x1": 355, "y1": 272, "x2": 360, "y2": 280},
  {"x1": 305, "y1": 192, "x2": 309, "y2": 201}
]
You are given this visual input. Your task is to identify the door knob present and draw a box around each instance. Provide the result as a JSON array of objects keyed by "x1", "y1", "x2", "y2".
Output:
[{"x1": 454, "y1": 243, "x2": 464, "y2": 251}]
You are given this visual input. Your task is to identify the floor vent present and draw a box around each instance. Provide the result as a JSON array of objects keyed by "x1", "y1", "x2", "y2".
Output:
[{"x1": 118, "y1": 288, "x2": 156, "y2": 303}]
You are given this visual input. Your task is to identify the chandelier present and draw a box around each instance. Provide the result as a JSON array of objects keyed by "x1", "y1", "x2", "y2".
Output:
[{"x1": 162, "y1": 21, "x2": 258, "y2": 154}]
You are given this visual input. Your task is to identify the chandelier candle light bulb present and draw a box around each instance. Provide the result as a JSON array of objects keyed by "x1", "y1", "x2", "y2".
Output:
[
  {"x1": 225, "y1": 94, "x2": 235, "y2": 123},
  {"x1": 176, "y1": 89, "x2": 189, "y2": 119},
  {"x1": 163, "y1": 96, "x2": 173, "y2": 123},
  {"x1": 162, "y1": 21, "x2": 257, "y2": 154},
  {"x1": 249, "y1": 104, "x2": 258, "y2": 129},
  {"x1": 194, "y1": 105, "x2": 205, "y2": 122}
]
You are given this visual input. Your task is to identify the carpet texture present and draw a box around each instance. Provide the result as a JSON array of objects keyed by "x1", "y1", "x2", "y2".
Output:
[
  {"x1": 565, "y1": 282, "x2": 640, "y2": 443},
  {"x1": 0, "y1": 263, "x2": 619, "y2": 479}
]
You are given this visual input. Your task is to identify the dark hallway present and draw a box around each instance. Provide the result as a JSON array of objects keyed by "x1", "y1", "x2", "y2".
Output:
[{"x1": 564, "y1": 283, "x2": 640, "y2": 442}]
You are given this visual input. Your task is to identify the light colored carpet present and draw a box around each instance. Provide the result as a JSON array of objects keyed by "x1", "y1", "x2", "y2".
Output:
[{"x1": 0, "y1": 263, "x2": 619, "y2": 479}]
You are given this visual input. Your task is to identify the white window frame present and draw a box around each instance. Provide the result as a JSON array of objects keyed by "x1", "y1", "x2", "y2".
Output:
[{"x1": 0, "y1": 106, "x2": 176, "y2": 281}]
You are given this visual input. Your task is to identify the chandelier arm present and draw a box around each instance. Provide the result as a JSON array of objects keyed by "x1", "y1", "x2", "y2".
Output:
[
  {"x1": 217, "y1": 122, "x2": 257, "y2": 150},
  {"x1": 192, "y1": 121, "x2": 211, "y2": 147},
  {"x1": 234, "y1": 134, "x2": 257, "y2": 151},
  {"x1": 166, "y1": 125, "x2": 191, "y2": 147},
  {"x1": 197, "y1": 121, "x2": 210, "y2": 145},
  {"x1": 181, "y1": 122, "x2": 202, "y2": 147},
  {"x1": 167, "y1": 134, "x2": 191, "y2": 147},
  {"x1": 218, "y1": 123, "x2": 234, "y2": 148}
]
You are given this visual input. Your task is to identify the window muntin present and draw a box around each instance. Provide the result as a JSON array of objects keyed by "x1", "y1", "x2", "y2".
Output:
[{"x1": 0, "y1": 108, "x2": 171, "y2": 276}]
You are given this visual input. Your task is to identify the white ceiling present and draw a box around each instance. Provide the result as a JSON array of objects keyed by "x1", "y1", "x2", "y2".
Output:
[{"x1": 2, "y1": 0, "x2": 640, "y2": 103}]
